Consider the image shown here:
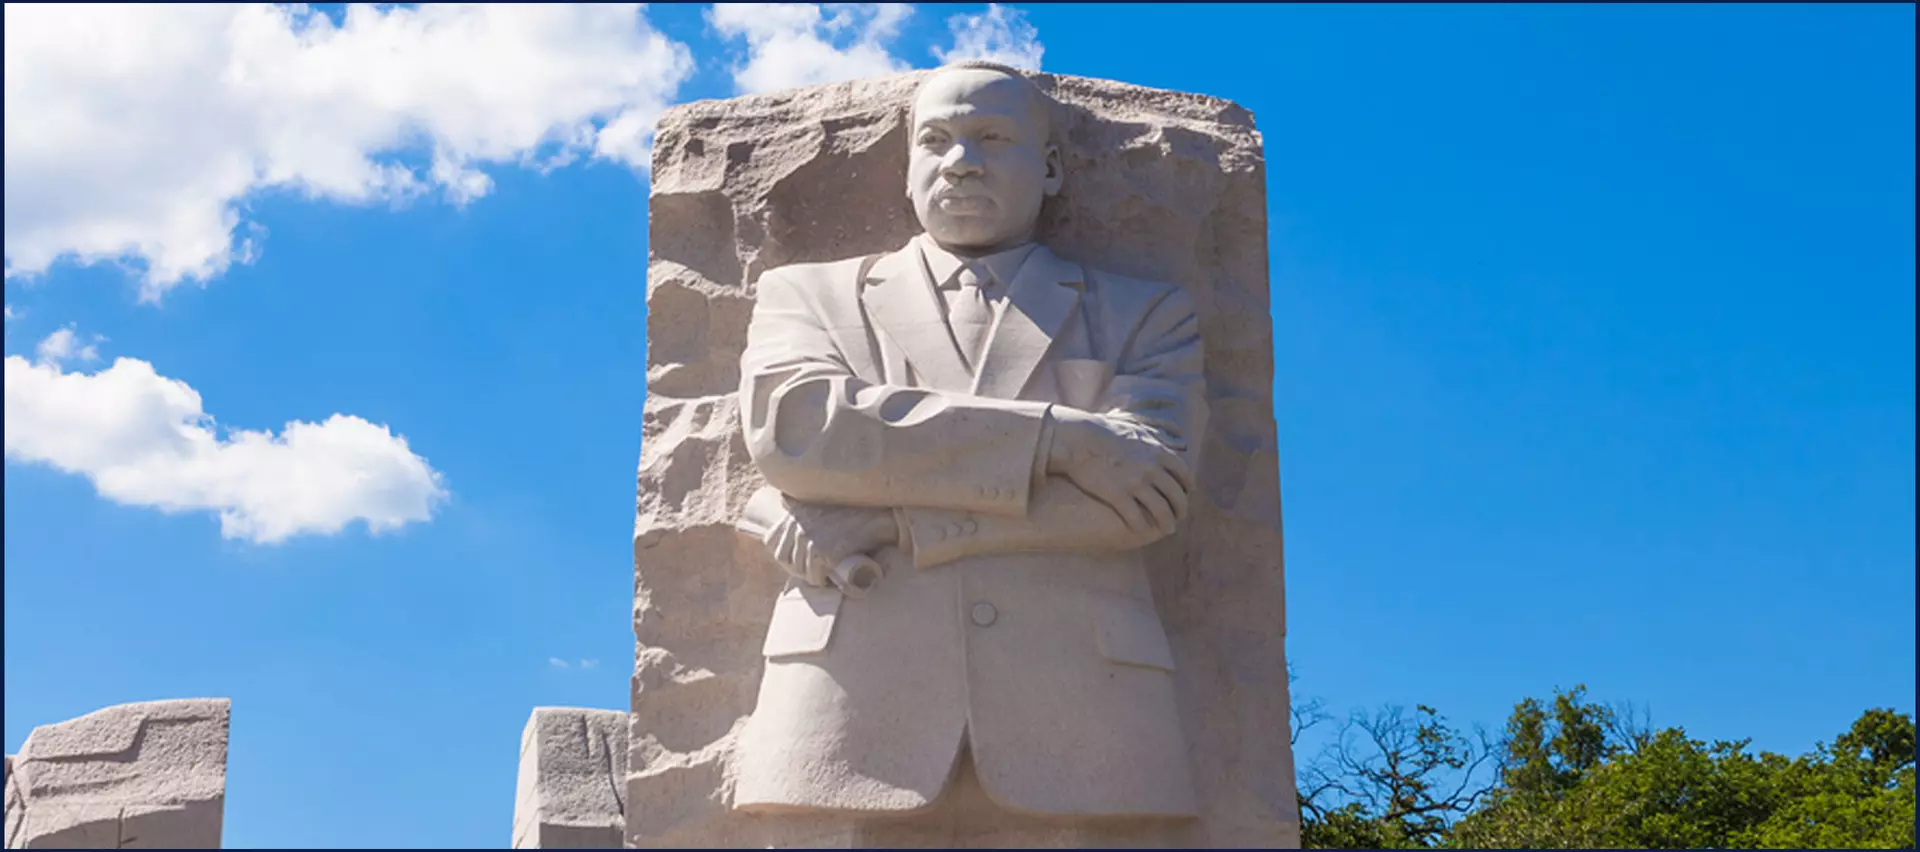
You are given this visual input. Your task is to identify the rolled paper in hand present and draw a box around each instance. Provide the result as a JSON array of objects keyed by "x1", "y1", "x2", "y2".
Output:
[{"x1": 829, "y1": 554, "x2": 884, "y2": 599}]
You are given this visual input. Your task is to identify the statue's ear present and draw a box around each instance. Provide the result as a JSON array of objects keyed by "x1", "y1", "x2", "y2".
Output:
[{"x1": 1042, "y1": 144, "x2": 1064, "y2": 197}]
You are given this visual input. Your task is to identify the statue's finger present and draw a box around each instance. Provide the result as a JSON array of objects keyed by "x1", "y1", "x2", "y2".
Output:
[
  {"x1": 1159, "y1": 450, "x2": 1195, "y2": 494},
  {"x1": 772, "y1": 523, "x2": 799, "y2": 566},
  {"x1": 802, "y1": 539, "x2": 829, "y2": 587},
  {"x1": 1112, "y1": 489, "x2": 1150, "y2": 534},
  {"x1": 1135, "y1": 484, "x2": 1176, "y2": 533},
  {"x1": 1150, "y1": 467, "x2": 1189, "y2": 520}
]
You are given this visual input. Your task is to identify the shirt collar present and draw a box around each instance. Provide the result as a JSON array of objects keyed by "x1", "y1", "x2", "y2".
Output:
[{"x1": 918, "y1": 233, "x2": 1038, "y2": 289}]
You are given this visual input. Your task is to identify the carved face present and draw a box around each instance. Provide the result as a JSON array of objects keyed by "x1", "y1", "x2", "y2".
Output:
[{"x1": 907, "y1": 68, "x2": 1063, "y2": 254}]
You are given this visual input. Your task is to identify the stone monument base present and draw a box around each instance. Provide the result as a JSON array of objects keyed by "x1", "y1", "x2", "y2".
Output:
[
  {"x1": 5, "y1": 698, "x2": 230, "y2": 850},
  {"x1": 513, "y1": 708, "x2": 629, "y2": 849}
]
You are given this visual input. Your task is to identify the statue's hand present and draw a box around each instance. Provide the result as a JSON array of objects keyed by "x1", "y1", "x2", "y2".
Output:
[
  {"x1": 1046, "y1": 407, "x2": 1193, "y2": 535},
  {"x1": 764, "y1": 501, "x2": 899, "y2": 587}
]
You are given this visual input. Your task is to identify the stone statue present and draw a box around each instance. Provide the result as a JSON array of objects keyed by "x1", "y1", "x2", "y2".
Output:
[
  {"x1": 633, "y1": 61, "x2": 1298, "y2": 850},
  {"x1": 728, "y1": 61, "x2": 1209, "y2": 843}
]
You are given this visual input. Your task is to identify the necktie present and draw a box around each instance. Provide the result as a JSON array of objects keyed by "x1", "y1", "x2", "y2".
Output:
[{"x1": 948, "y1": 263, "x2": 996, "y2": 369}]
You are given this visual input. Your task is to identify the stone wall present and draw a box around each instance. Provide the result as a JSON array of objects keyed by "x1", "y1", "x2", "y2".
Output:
[
  {"x1": 5, "y1": 698, "x2": 230, "y2": 849},
  {"x1": 513, "y1": 707, "x2": 630, "y2": 849}
]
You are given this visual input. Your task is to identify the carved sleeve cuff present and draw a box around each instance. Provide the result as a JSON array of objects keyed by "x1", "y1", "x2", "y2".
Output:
[
  {"x1": 1031, "y1": 404, "x2": 1057, "y2": 497},
  {"x1": 893, "y1": 507, "x2": 914, "y2": 557}
]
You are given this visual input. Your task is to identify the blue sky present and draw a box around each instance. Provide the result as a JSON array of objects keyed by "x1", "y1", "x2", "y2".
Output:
[{"x1": 4, "y1": 3, "x2": 1913, "y2": 848}]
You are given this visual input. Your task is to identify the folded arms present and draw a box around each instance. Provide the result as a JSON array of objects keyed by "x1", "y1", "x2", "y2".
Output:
[{"x1": 737, "y1": 267, "x2": 1207, "y2": 581}]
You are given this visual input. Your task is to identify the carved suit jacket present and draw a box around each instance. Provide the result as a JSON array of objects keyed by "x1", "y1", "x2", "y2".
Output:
[{"x1": 732, "y1": 237, "x2": 1208, "y2": 819}]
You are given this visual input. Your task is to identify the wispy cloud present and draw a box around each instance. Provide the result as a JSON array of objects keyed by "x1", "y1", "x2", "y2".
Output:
[
  {"x1": 934, "y1": 4, "x2": 1045, "y2": 70},
  {"x1": 3, "y1": 4, "x2": 694, "y2": 299},
  {"x1": 708, "y1": 3, "x2": 913, "y2": 95},
  {"x1": 708, "y1": 3, "x2": 1050, "y2": 96},
  {"x1": 34, "y1": 325, "x2": 104, "y2": 367},
  {"x1": 548, "y1": 657, "x2": 572, "y2": 669}
]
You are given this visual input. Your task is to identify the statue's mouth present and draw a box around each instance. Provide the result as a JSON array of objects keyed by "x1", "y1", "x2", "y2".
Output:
[{"x1": 936, "y1": 195, "x2": 993, "y2": 213}]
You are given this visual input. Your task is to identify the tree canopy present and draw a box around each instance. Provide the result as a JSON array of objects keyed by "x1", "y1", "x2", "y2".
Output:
[{"x1": 1294, "y1": 678, "x2": 1916, "y2": 849}]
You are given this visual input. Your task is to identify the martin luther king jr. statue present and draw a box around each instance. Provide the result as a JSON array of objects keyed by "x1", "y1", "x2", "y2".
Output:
[{"x1": 730, "y1": 61, "x2": 1208, "y2": 840}]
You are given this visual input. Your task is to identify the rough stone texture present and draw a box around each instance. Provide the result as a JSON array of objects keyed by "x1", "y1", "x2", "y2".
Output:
[
  {"x1": 6, "y1": 698, "x2": 229, "y2": 849},
  {"x1": 5, "y1": 757, "x2": 23, "y2": 849},
  {"x1": 633, "y1": 69, "x2": 1296, "y2": 848},
  {"x1": 514, "y1": 708, "x2": 630, "y2": 849}
]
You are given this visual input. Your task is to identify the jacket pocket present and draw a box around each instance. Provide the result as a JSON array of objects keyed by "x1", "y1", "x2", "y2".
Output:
[
  {"x1": 761, "y1": 583, "x2": 843, "y2": 658},
  {"x1": 1091, "y1": 593, "x2": 1177, "y2": 672}
]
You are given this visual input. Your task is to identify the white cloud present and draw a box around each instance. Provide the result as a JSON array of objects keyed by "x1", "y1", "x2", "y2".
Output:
[
  {"x1": 709, "y1": 3, "x2": 1049, "y2": 96},
  {"x1": 34, "y1": 326, "x2": 103, "y2": 366},
  {"x1": 3, "y1": 347, "x2": 447, "y2": 544},
  {"x1": 933, "y1": 4, "x2": 1044, "y2": 70},
  {"x1": 579, "y1": 658, "x2": 600, "y2": 669},
  {"x1": 549, "y1": 657, "x2": 572, "y2": 669},
  {"x1": 3, "y1": 305, "x2": 14, "y2": 321},
  {"x1": 3, "y1": 3, "x2": 694, "y2": 300},
  {"x1": 708, "y1": 3, "x2": 914, "y2": 95}
]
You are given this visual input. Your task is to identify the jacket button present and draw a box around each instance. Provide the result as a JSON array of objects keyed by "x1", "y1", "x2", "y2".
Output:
[{"x1": 970, "y1": 602, "x2": 998, "y2": 627}]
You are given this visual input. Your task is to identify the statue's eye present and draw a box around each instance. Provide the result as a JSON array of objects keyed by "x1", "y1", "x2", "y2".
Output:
[{"x1": 918, "y1": 132, "x2": 949, "y2": 147}]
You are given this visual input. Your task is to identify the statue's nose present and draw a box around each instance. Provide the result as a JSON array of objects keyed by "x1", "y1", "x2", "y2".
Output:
[{"x1": 941, "y1": 143, "x2": 984, "y2": 178}]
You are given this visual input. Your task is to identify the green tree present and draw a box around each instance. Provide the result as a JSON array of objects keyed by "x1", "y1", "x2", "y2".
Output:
[
  {"x1": 1294, "y1": 677, "x2": 1917, "y2": 849},
  {"x1": 1448, "y1": 689, "x2": 1915, "y2": 850},
  {"x1": 1443, "y1": 684, "x2": 1641, "y2": 848},
  {"x1": 1736, "y1": 708, "x2": 1917, "y2": 849}
]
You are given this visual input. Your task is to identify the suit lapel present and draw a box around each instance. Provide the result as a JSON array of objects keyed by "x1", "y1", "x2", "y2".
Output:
[
  {"x1": 861, "y1": 243, "x2": 974, "y2": 392},
  {"x1": 974, "y1": 245, "x2": 1083, "y2": 399}
]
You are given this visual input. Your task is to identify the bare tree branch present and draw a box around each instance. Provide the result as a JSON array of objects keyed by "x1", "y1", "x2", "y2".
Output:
[
  {"x1": 1604, "y1": 699, "x2": 1654, "y2": 755},
  {"x1": 1297, "y1": 702, "x2": 1498, "y2": 846}
]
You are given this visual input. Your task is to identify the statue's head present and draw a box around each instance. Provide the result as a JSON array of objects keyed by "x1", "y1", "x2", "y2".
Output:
[{"x1": 907, "y1": 61, "x2": 1063, "y2": 255}]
